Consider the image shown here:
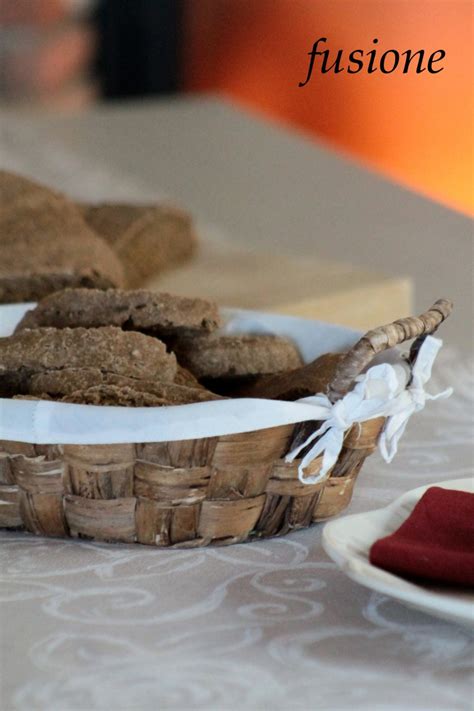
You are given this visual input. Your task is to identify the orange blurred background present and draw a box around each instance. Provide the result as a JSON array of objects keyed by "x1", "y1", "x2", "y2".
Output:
[
  {"x1": 184, "y1": 0, "x2": 473, "y2": 216},
  {"x1": 1, "y1": 1, "x2": 472, "y2": 216}
]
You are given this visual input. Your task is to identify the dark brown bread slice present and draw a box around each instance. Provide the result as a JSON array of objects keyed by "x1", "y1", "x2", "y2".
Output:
[
  {"x1": 15, "y1": 287, "x2": 221, "y2": 336},
  {"x1": 28, "y1": 368, "x2": 221, "y2": 403},
  {"x1": 79, "y1": 202, "x2": 197, "y2": 287},
  {"x1": 173, "y1": 333, "x2": 303, "y2": 380},
  {"x1": 0, "y1": 197, "x2": 125, "y2": 303},
  {"x1": 30, "y1": 366, "x2": 207, "y2": 394},
  {"x1": 28, "y1": 367, "x2": 122, "y2": 395},
  {"x1": 0, "y1": 327, "x2": 176, "y2": 397},
  {"x1": 0, "y1": 272, "x2": 123, "y2": 305},
  {"x1": 60, "y1": 382, "x2": 221, "y2": 407},
  {"x1": 235, "y1": 352, "x2": 345, "y2": 401},
  {"x1": 29, "y1": 367, "x2": 116, "y2": 395},
  {"x1": 174, "y1": 365, "x2": 206, "y2": 389},
  {"x1": 61, "y1": 385, "x2": 170, "y2": 407},
  {"x1": 116, "y1": 379, "x2": 221, "y2": 404}
]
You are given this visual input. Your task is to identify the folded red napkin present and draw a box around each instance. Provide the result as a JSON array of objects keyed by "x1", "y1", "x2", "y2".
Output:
[{"x1": 369, "y1": 487, "x2": 474, "y2": 587}]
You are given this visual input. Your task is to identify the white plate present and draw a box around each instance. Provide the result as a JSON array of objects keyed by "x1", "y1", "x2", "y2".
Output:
[{"x1": 322, "y1": 478, "x2": 474, "y2": 627}]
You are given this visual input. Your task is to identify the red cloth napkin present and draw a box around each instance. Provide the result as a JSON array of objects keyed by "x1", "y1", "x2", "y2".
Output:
[{"x1": 369, "y1": 487, "x2": 474, "y2": 587}]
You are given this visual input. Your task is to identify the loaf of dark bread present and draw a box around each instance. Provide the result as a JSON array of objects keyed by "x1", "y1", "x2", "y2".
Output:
[
  {"x1": 0, "y1": 191, "x2": 125, "y2": 303},
  {"x1": 28, "y1": 367, "x2": 221, "y2": 405},
  {"x1": 16, "y1": 288, "x2": 221, "y2": 337},
  {"x1": 173, "y1": 333, "x2": 303, "y2": 381},
  {"x1": 0, "y1": 169, "x2": 62, "y2": 209},
  {"x1": 234, "y1": 352, "x2": 345, "y2": 400},
  {"x1": 0, "y1": 326, "x2": 176, "y2": 397},
  {"x1": 79, "y1": 202, "x2": 197, "y2": 287}
]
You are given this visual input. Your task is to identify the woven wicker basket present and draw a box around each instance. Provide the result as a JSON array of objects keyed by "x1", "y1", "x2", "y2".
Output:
[{"x1": 0, "y1": 299, "x2": 452, "y2": 548}]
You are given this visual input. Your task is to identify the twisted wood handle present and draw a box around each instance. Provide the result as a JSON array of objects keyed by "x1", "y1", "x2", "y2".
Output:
[{"x1": 328, "y1": 298, "x2": 453, "y2": 402}]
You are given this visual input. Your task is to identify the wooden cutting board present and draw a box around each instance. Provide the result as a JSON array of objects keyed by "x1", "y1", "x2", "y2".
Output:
[{"x1": 149, "y1": 234, "x2": 412, "y2": 331}]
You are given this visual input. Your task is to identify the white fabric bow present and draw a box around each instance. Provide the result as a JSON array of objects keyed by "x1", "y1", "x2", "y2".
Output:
[
  {"x1": 379, "y1": 336, "x2": 453, "y2": 463},
  {"x1": 285, "y1": 336, "x2": 452, "y2": 485}
]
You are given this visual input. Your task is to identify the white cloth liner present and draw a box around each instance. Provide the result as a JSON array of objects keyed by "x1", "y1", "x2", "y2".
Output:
[{"x1": 0, "y1": 305, "x2": 450, "y2": 483}]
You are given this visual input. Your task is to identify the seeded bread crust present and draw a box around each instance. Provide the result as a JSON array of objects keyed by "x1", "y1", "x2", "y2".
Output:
[
  {"x1": 61, "y1": 382, "x2": 220, "y2": 407},
  {"x1": 14, "y1": 389, "x2": 171, "y2": 407},
  {"x1": 15, "y1": 287, "x2": 221, "y2": 336},
  {"x1": 15, "y1": 388, "x2": 211, "y2": 408},
  {"x1": 0, "y1": 327, "x2": 176, "y2": 397},
  {"x1": 61, "y1": 385, "x2": 171, "y2": 407},
  {"x1": 174, "y1": 334, "x2": 303, "y2": 379},
  {"x1": 28, "y1": 368, "x2": 220, "y2": 404}
]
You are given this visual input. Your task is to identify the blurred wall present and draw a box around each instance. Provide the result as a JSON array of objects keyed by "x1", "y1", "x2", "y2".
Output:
[{"x1": 184, "y1": 0, "x2": 473, "y2": 216}]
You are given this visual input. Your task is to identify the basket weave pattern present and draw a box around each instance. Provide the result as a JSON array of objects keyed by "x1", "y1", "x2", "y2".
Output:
[
  {"x1": 0, "y1": 299, "x2": 452, "y2": 547},
  {"x1": 0, "y1": 417, "x2": 384, "y2": 547}
]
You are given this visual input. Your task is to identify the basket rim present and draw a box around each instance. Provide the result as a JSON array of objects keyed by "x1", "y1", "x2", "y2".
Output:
[
  {"x1": 0, "y1": 300, "x2": 451, "y2": 446},
  {"x1": 0, "y1": 394, "x2": 349, "y2": 445},
  {"x1": 0, "y1": 304, "x2": 366, "y2": 445}
]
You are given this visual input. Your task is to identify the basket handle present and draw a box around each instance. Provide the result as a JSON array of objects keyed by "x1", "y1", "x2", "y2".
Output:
[{"x1": 328, "y1": 298, "x2": 453, "y2": 402}]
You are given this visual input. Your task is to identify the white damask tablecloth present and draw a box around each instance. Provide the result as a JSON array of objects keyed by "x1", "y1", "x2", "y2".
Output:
[
  {"x1": 0, "y1": 350, "x2": 473, "y2": 711},
  {"x1": 0, "y1": 115, "x2": 473, "y2": 710}
]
